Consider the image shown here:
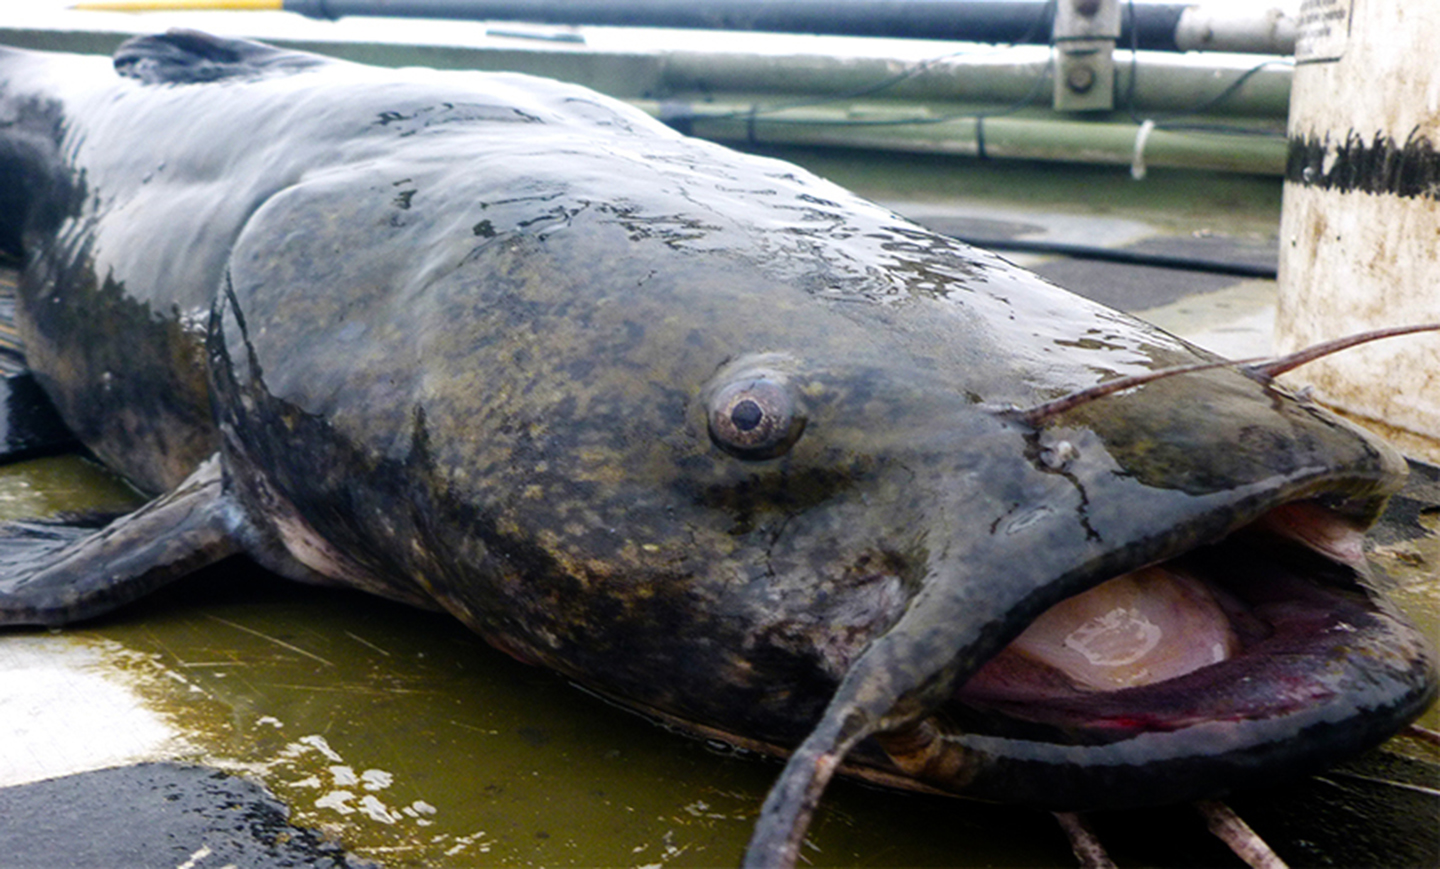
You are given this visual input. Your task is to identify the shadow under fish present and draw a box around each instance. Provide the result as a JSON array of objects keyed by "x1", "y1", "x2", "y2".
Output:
[{"x1": 0, "y1": 30, "x2": 1434, "y2": 866}]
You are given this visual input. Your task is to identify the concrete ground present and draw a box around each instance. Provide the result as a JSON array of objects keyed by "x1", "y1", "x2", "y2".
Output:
[{"x1": 897, "y1": 198, "x2": 1281, "y2": 359}]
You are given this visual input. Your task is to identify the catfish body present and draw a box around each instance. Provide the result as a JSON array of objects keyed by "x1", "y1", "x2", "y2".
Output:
[{"x1": 0, "y1": 32, "x2": 1433, "y2": 856}]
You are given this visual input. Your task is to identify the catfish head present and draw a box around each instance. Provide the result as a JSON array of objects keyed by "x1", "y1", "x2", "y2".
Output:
[
  {"x1": 734, "y1": 333, "x2": 1439, "y2": 866},
  {"x1": 205, "y1": 129, "x2": 1437, "y2": 869},
  {"x1": 706, "y1": 323, "x2": 1440, "y2": 864}
]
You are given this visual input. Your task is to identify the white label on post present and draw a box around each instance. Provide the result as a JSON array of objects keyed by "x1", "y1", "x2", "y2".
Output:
[{"x1": 1295, "y1": 0, "x2": 1354, "y2": 63}]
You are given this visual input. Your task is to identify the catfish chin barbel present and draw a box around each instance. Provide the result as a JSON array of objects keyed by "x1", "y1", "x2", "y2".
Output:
[{"x1": 0, "y1": 30, "x2": 1435, "y2": 867}]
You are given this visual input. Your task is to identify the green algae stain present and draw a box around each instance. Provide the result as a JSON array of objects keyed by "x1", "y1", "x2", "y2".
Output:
[
  {"x1": 0, "y1": 455, "x2": 143, "y2": 521},
  {"x1": 93, "y1": 563, "x2": 1063, "y2": 867},
  {"x1": 1374, "y1": 511, "x2": 1440, "y2": 732}
]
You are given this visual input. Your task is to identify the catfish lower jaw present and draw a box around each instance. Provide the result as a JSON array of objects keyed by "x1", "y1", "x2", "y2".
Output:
[
  {"x1": 954, "y1": 498, "x2": 1425, "y2": 739},
  {"x1": 849, "y1": 496, "x2": 1439, "y2": 811}
]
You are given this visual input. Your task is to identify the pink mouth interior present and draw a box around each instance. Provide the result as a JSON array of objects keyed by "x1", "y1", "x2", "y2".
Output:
[
  {"x1": 956, "y1": 500, "x2": 1372, "y2": 731},
  {"x1": 1000, "y1": 565, "x2": 1240, "y2": 692}
]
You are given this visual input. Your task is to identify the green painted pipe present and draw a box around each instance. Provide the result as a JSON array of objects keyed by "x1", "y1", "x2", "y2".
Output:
[{"x1": 640, "y1": 99, "x2": 1286, "y2": 175}]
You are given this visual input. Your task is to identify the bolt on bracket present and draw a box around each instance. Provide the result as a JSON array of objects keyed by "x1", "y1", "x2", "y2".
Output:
[{"x1": 1054, "y1": 0, "x2": 1120, "y2": 112}]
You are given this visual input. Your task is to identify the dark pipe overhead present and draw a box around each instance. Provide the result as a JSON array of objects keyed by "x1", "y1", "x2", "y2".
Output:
[{"x1": 285, "y1": 0, "x2": 1193, "y2": 52}]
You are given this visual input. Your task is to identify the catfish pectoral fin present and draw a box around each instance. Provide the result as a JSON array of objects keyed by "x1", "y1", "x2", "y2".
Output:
[{"x1": 0, "y1": 455, "x2": 240, "y2": 626}]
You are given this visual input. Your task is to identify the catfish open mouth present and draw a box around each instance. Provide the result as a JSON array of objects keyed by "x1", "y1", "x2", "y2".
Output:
[
  {"x1": 939, "y1": 495, "x2": 1437, "y2": 796},
  {"x1": 740, "y1": 487, "x2": 1437, "y2": 869}
]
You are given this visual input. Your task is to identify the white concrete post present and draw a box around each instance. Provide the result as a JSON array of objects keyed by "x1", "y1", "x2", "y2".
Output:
[{"x1": 1277, "y1": 0, "x2": 1440, "y2": 460}]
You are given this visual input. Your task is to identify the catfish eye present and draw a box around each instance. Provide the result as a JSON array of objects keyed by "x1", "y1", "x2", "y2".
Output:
[{"x1": 707, "y1": 375, "x2": 806, "y2": 460}]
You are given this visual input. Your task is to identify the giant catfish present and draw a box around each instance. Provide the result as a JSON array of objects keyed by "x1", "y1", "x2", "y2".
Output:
[{"x1": 0, "y1": 30, "x2": 1434, "y2": 866}]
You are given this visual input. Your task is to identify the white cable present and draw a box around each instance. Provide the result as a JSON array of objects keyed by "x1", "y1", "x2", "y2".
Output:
[{"x1": 1131, "y1": 118, "x2": 1156, "y2": 180}]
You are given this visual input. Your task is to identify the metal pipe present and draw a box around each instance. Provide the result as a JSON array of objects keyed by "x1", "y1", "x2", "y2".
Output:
[
  {"x1": 28, "y1": 7, "x2": 1293, "y2": 174},
  {"x1": 275, "y1": 0, "x2": 1207, "y2": 53},
  {"x1": 642, "y1": 99, "x2": 1287, "y2": 174},
  {"x1": 655, "y1": 50, "x2": 1291, "y2": 117},
  {"x1": 72, "y1": 1, "x2": 1303, "y2": 55},
  {"x1": 1174, "y1": 6, "x2": 1296, "y2": 55}
]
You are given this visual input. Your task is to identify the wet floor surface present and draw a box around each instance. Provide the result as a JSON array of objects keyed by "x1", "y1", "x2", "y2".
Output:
[
  {"x1": 0, "y1": 457, "x2": 1434, "y2": 868},
  {"x1": 0, "y1": 762, "x2": 373, "y2": 868},
  {"x1": 0, "y1": 157, "x2": 1435, "y2": 867},
  {"x1": 0, "y1": 542, "x2": 1084, "y2": 867}
]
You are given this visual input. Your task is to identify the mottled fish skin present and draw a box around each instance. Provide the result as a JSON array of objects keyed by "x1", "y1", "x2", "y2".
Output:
[{"x1": 0, "y1": 32, "x2": 1433, "y2": 831}]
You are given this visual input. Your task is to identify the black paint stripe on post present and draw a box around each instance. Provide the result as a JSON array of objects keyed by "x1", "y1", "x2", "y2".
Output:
[{"x1": 1286, "y1": 131, "x2": 1440, "y2": 199}]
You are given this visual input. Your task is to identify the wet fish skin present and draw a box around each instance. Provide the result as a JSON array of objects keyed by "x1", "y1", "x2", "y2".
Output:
[{"x1": 0, "y1": 31, "x2": 1432, "y2": 852}]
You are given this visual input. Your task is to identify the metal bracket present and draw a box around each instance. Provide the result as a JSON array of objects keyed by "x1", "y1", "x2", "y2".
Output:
[{"x1": 1053, "y1": 0, "x2": 1120, "y2": 112}]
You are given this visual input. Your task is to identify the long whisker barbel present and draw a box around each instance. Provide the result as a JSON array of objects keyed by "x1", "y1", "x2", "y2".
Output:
[{"x1": 1002, "y1": 323, "x2": 1440, "y2": 427}]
